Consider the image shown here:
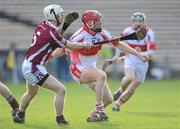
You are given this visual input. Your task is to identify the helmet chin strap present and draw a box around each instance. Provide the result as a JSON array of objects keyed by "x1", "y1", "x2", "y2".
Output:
[
  {"x1": 50, "y1": 9, "x2": 61, "y2": 26},
  {"x1": 86, "y1": 21, "x2": 102, "y2": 33},
  {"x1": 93, "y1": 28, "x2": 102, "y2": 32}
]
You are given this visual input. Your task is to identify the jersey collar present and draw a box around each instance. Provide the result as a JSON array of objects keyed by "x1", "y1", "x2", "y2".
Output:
[{"x1": 46, "y1": 21, "x2": 58, "y2": 30}]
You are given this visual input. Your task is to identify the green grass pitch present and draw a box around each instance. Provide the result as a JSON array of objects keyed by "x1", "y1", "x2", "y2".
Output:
[{"x1": 0, "y1": 79, "x2": 180, "y2": 129}]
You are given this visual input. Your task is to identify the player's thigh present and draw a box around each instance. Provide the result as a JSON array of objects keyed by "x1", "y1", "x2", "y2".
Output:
[
  {"x1": 124, "y1": 68, "x2": 136, "y2": 80},
  {"x1": 135, "y1": 63, "x2": 148, "y2": 82},
  {"x1": 80, "y1": 67, "x2": 106, "y2": 83},
  {"x1": 43, "y1": 75, "x2": 66, "y2": 93}
]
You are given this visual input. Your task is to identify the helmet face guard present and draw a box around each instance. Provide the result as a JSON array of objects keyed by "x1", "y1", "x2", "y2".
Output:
[
  {"x1": 43, "y1": 4, "x2": 64, "y2": 26},
  {"x1": 94, "y1": 28, "x2": 102, "y2": 33},
  {"x1": 49, "y1": 9, "x2": 63, "y2": 26},
  {"x1": 82, "y1": 10, "x2": 103, "y2": 32},
  {"x1": 131, "y1": 12, "x2": 146, "y2": 30}
]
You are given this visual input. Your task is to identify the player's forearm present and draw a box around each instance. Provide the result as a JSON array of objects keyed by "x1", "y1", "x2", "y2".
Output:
[
  {"x1": 45, "y1": 48, "x2": 65, "y2": 64},
  {"x1": 65, "y1": 41, "x2": 85, "y2": 50},
  {"x1": 117, "y1": 42, "x2": 141, "y2": 57},
  {"x1": 52, "y1": 48, "x2": 66, "y2": 58},
  {"x1": 141, "y1": 50, "x2": 154, "y2": 56}
]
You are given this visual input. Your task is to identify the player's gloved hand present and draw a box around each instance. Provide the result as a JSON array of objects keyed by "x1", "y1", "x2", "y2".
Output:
[
  {"x1": 139, "y1": 54, "x2": 150, "y2": 62},
  {"x1": 83, "y1": 42, "x2": 94, "y2": 48},
  {"x1": 112, "y1": 56, "x2": 125, "y2": 63},
  {"x1": 102, "y1": 59, "x2": 113, "y2": 71},
  {"x1": 136, "y1": 25, "x2": 147, "y2": 40},
  {"x1": 102, "y1": 56, "x2": 125, "y2": 71},
  {"x1": 112, "y1": 57, "x2": 119, "y2": 63}
]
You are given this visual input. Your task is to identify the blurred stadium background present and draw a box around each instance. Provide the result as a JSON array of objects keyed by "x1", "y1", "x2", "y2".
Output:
[{"x1": 0, "y1": 0, "x2": 180, "y2": 83}]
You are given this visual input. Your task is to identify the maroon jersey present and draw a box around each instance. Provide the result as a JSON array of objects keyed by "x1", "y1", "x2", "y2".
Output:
[{"x1": 25, "y1": 21, "x2": 67, "y2": 65}]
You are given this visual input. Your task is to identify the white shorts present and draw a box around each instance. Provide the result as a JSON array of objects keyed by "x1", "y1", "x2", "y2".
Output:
[
  {"x1": 124, "y1": 55, "x2": 148, "y2": 82},
  {"x1": 70, "y1": 63, "x2": 81, "y2": 83},
  {"x1": 70, "y1": 63, "x2": 96, "y2": 83},
  {"x1": 22, "y1": 59, "x2": 49, "y2": 86}
]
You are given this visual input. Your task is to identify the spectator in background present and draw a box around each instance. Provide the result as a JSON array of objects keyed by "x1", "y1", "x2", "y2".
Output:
[
  {"x1": 5, "y1": 43, "x2": 15, "y2": 82},
  {"x1": 6, "y1": 43, "x2": 16, "y2": 71},
  {"x1": 6, "y1": 43, "x2": 19, "y2": 83}
]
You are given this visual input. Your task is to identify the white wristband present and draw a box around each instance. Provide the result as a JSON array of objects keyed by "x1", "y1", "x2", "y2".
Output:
[
  {"x1": 115, "y1": 47, "x2": 121, "y2": 57},
  {"x1": 82, "y1": 42, "x2": 87, "y2": 47}
]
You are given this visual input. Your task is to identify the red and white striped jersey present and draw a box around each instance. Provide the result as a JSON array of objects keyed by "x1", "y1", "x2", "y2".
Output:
[
  {"x1": 69, "y1": 26, "x2": 119, "y2": 67},
  {"x1": 122, "y1": 25, "x2": 156, "y2": 55},
  {"x1": 25, "y1": 21, "x2": 67, "y2": 65}
]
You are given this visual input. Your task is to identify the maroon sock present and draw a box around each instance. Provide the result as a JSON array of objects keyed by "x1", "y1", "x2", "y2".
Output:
[{"x1": 6, "y1": 95, "x2": 19, "y2": 110}]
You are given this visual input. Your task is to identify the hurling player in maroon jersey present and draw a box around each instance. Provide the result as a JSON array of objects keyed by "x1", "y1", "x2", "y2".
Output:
[{"x1": 13, "y1": 4, "x2": 93, "y2": 125}]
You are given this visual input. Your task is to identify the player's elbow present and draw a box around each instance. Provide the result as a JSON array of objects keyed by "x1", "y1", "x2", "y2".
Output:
[
  {"x1": 65, "y1": 42, "x2": 79, "y2": 50},
  {"x1": 53, "y1": 48, "x2": 66, "y2": 58}
]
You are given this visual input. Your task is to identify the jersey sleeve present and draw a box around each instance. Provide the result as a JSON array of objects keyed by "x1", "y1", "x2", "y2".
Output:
[
  {"x1": 70, "y1": 33, "x2": 84, "y2": 42},
  {"x1": 121, "y1": 27, "x2": 131, "y2": 37},
  {"x1": 147, "y1": 29, "x2": 156, "y2": 50},
  {"x1": 141, "y1": 29, "x2": 156, "y2": 56},
  {"x1": 70, "y1": 28, "x2": 84, "y2": 42},
  {"x1": 50, "y1": 30, "x2": 67, "y2": 48},
  {"x1": 101, "y1": 29, "x2": 119, "y2": 46}
]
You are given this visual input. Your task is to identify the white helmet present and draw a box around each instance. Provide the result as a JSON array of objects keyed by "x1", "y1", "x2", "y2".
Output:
[
  {"x1": 43, "y1": 4, "x2": 63, "y2": 25},
  {"x1": 131, "y1": 12, "x2": 146, "y2": 22}
]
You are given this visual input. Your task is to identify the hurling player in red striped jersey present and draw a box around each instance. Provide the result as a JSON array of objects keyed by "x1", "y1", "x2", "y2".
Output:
[
  {"x1": 52, "y1": 10, "x2": 149, "y2": 122},
  {"x1": 112, "y1": 12, "x2": 156, "y2": 112}
]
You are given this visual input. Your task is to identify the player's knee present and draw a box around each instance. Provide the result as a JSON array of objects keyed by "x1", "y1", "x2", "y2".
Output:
[
  {"x1": 61, "y1": 87, "x2": 66, "y2": 96},
  {"x1": 97, "y1": 71, "x2": 107, "y2": 81},
  {"x1": 28, "y1": 90, "x2": 38, "y2": 98},
  {"x1": 125, "y1": 77, "x2": 134, "y2": 82},
  {"x1": 57, "y1": 86, "x2": 66, "y2": 96}
]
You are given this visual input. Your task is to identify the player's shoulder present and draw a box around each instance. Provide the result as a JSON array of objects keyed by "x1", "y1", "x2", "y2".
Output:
[
  {"x1": 37, "y1": 21, "x2": 48, "y2": 29},
  {"x1": 148, "y1": 27, "x2": 154, "y2": 33},
  {"x1": 123, "y1": 25, "x2": 133, "y2": 33},
  {"x1": 35, "y1": 21, "x2": 54, "y2": 33},
  {"x1": 101, "y1": 28, "x2": 112, "y2": 36},
  {"x1": 146, "y1": 25, "x2": 155, "y2": 35},
  {"x1": 101, "y1": 28, "x2": 110, "y2": 33},
  {"x1": 70, "y1": 27, "x2": 85, "y2": 41}
]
